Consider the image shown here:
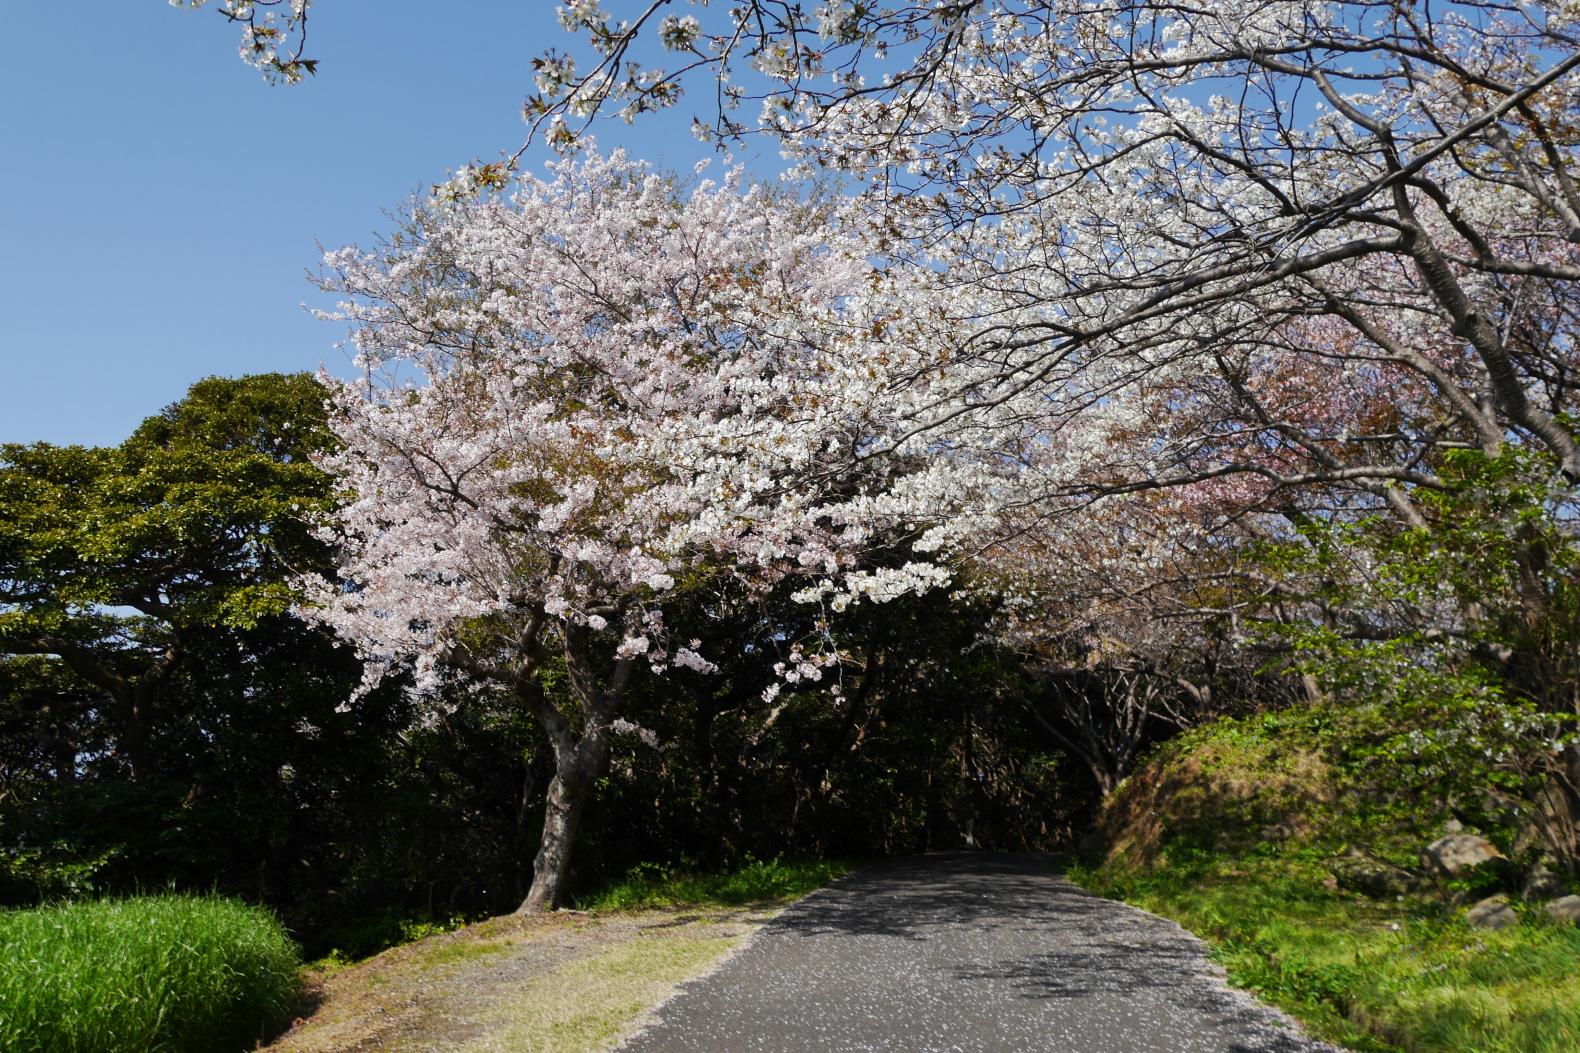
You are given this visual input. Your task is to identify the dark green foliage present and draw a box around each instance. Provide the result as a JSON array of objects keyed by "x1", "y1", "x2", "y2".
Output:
[
  {"x1": 571, "y1": 583, "x2": 1070, "y2": 893},
  {"x1": 575, "y1": 857, "x2": 851, "y2": 912},
  {"x1": 0, "y1": 376, "x2": 543, "y2": 953},
  {"x1": 0, "y1": 894, "x2": 301, "y2": 1053},
  {"x1": 0, "y1": 372, "x2": 339, "y2": 798},
  {"x1": 308, "y1": 905, "x2": 472, "y2": 963}
]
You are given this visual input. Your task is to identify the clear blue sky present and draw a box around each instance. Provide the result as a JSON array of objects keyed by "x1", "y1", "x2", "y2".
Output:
[{"x1": 0, "y1": 2, "x2": 742, "y2": 447}]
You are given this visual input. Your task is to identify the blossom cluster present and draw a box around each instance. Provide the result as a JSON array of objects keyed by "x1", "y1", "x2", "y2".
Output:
[
  {"x1": 173, "y1": 0, "x2": 314, "y2": 83},
  {"x1": 300, "y1": 150, "x2": 1005, "y2": 698}
]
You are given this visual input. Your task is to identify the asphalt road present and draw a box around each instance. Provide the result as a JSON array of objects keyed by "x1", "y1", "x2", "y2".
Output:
[{"x1": 618, "y1": 853, "x2": 1341, "y2": 1053}]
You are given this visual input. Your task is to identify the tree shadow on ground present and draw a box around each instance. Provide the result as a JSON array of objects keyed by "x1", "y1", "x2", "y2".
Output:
[
  {"x1": 769, "y1": 853, "x2": 1332, "y2": 1053},
  {"x1": 769, "y1": 852, "x2": 1124, "y2": 941}
]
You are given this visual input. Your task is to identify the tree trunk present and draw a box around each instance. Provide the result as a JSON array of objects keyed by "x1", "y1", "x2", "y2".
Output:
[
  {"x1": 513, "y1": 625, "x2": 630, "y2": 913},
  {"x1": 518, "y1": 766, "x2": 588, "y2": 912},
  {"x1": 517, "y1": 729, "x2": 608, "y2": 913},
  {"x1": 117, "y1": 680, "x2": 154, "y2": 782}
]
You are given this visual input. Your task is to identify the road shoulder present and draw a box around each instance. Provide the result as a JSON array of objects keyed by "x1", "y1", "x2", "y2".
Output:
[{"x1": 263, "y1": 906, "x2": 776, "y2": 1053}]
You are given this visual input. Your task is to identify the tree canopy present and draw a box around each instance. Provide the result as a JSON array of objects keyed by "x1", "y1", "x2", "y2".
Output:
[{"x1": 95, "y1": 0, "x2": 1580, "y2": 919}]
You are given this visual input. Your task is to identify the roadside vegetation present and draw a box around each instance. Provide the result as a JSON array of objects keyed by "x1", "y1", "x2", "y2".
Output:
[
  {"x1": 0, "y1": 894, "x2": 301, "y2": 1053},
  {"x1": 0, "y1": 861, "x2": 842, "y2": 1053},
  {"x1": 1074, "y1": 712, "x2": 1580, "y2": 1053},
  {"x1": 574, "y1": 857, "x2": 850, "y2": 913}
]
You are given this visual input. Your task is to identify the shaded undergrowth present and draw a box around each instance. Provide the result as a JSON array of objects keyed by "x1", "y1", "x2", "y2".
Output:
[{"x1": 574, "y1": 856, "x2": 851, "y2": 912}]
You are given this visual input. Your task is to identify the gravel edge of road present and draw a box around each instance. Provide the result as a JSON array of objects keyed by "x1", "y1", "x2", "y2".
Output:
[{"x1": 1082, "y1": 885, "x2": 1349, "y2": 1052}]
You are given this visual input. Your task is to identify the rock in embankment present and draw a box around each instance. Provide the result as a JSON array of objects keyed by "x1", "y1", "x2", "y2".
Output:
[
  {"x1": 1522, "y1": 863, "x2": 1568, "y2": 902},
  {"x1": 1466, "y1": 895, "x2": 1517, "y2": 930},
  {"x1": 1545, "y1": 894, "x2": 1580, "y2": 925},
  {"x1": 1421, "y1": 834, "x2": 1503, "y2": 879},
  {"x1": 1331, "y1": 854, "x2": 1419, "y2": 898}
]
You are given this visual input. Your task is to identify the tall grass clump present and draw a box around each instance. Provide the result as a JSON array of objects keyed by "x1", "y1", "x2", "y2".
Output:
[{"x1": 0, "y1": 893, "x2": 301, "y2": 1053}]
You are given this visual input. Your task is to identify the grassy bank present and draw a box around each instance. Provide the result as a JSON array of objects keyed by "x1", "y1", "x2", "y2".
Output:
[
  {"x1": 270, "y1": 909, "x2": 756, "y2": 1053},
  {"x1": 1074, "y1": 853, "x2": 1580, "y2": 1052},
  {"x1": 302, "y1": 857, "x2": 852, "y2": 964},
  {"x1": 0, "y1": 893, "x2": 301, "y2": 1053},
  {"x1": 1074, "y1": 714, "x2": 1580, "y2": 1053}
]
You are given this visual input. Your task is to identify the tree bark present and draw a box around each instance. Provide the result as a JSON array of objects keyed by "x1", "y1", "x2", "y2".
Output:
[
  {"x1": 518, "y1": 728, "x2": 608, "y2": 912},
  {"x1": 514, "y1": 624, "x2": 630, "y2": 913}
]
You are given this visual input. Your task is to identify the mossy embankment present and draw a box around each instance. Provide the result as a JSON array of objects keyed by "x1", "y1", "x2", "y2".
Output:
[{"x1": 1071, "y1": 711, "x2": 1580, "y2": 1053}]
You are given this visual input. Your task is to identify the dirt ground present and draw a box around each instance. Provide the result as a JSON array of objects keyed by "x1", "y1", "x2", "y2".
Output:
[{"x1": 262, "y1": 907, "x2": 775, "y2": 1053}]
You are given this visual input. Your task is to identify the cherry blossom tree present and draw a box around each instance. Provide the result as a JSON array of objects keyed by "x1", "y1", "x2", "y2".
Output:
[
  {"x1": 170, "y1": 0, "x2": 315, "y2": 82},
  {"x1": 973, "y1": 473, "x2": 1303, "y2": 793},
  {"x1": 646, "y1": 6, "x2": 1580, "y2": 728},
  {"x1": 301, "y1": 150, "x2": 964, "y2": 910},
  {"x1": 534, "y1": 1, "x2": 1580, "y2": 512},
  {"x1": 182, "y1": 0, "x2": 1580, "y2": 856},
  {"x1": 179, "y1": 1, "x2": 1580, "y2": 508},
  {"x1": 185, "y1": 2, "x2": 1580, "y2": 531}
]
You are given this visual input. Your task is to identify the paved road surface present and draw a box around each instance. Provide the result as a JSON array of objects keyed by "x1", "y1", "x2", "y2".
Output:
[{"x1": 618, "y1": 854, "x2": 1340, "y2": 1053}]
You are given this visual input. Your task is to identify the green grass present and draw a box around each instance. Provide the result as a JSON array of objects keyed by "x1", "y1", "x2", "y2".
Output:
[
  {"x1": 416, "y1": 936, "x2": 515, "y2": 967},
  {"x1": 0, "y1": 893, "x2": 302, "y2": 1053},
  {"x1": 459, "y1": 929, "x2": 744, "y2": 1053},
  {"x1": 1079, "y1": 706, "x2": 1580, "y2": 1052},
  {"x1": 575, "y1": 857, "x2": 851, "y2": 912},
  {"x1": 1073, "y1": 850, "x2": 1580, "y2": 1052}
]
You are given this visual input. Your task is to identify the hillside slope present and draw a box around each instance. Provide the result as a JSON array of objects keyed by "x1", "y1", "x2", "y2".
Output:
[{"x1": 1076, "y1": 712, "x2": 1580, "y2": 1053}]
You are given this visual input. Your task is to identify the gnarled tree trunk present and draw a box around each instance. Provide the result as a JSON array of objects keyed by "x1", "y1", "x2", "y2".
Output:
[
  {"x1": 518, "y1": 725, "x2": 610, "y2": 912},
  {"x1": 515, "y1": 624, "x2": 633, "y2": 914}
]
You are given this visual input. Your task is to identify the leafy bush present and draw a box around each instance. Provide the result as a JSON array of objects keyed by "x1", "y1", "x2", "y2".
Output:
[
  {"x1": 1252, "y1": 448, "x2": 1580, "y2": 873},
  {"x1": 0, "y1": 894, "x2": 301, "y2": 1053}
]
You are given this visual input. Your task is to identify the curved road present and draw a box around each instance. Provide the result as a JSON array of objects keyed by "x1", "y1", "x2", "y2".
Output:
[{"x1": 619, "y1": 854, "x2": 1340, "y2": 1053}]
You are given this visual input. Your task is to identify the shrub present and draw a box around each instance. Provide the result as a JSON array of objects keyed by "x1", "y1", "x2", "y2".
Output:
[{"x1": 0, "y1": 893, "x2": 301, "y2": 1053}]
